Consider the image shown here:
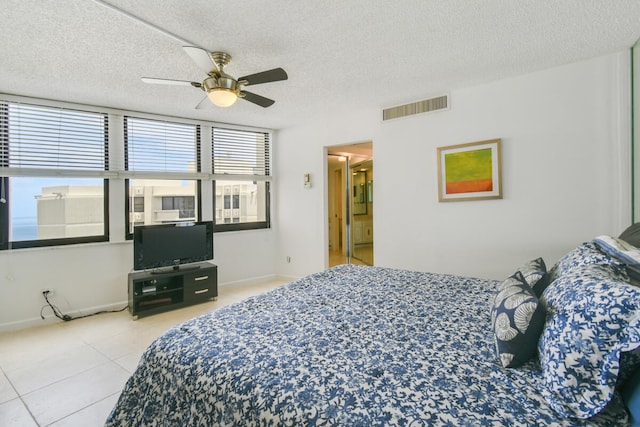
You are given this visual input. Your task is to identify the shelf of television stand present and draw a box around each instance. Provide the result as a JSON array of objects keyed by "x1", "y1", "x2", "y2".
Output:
[{"x1": 128, "y1": 262, "x2": 218, "y2": 319}]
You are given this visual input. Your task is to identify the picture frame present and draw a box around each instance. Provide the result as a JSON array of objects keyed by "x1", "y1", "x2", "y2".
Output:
[{"x1": 437, "y1": 138, "x2": 502, "y2": 202}]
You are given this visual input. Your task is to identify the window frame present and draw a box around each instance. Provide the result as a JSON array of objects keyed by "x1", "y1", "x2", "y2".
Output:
[
  {"x1": 212, "y1": 180, "x2": 271, "y2": 232},
  {"x1": 0, "y1": 100, "x2": 110, "y2": 250},
  {"x1": 0, "y1": 95, "x2": 277, "y2": 250},
  {"x1": 123, "y1": 115, "x2": 204, "y2": 240},
  {"x1": 0, "y1": 178, "x2": 7, "y2": 249},
  {"x1": 3, "y1": 179, "x2": 110, "y2": 250},
  {"x1": 211, "y1": 127, "x2": 272, "y2": 233}
]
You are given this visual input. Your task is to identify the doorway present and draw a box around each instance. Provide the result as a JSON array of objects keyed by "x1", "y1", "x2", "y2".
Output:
[{"x1": 327, "y1": 142, "x2": 373, "y2": 267}]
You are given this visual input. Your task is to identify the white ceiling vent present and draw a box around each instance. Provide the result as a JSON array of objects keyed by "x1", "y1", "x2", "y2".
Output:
[{"x1": 382, "y1": 95, "x2": 449, "y2": 121}]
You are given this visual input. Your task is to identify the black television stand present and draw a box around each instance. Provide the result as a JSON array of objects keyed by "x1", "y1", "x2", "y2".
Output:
[{"x1": 128, "y1": 261, "x2": 218, "y2": 319}]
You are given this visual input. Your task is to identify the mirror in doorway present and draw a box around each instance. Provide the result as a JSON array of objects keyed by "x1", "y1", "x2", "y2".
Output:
[{"x1": 352, "y1": 170, "x2": 367, "y2": 215}]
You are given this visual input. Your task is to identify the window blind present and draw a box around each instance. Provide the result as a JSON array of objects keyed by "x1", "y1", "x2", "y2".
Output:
[
  {"x1": 125, "y1": 116, "x2": 200, "y2": 175},
  {"x1": 212, "y1": 127, "x2": 270, "y2": 176},
  {"x1": 0, "y1": 102, "x2": 108, "y2": 173}
]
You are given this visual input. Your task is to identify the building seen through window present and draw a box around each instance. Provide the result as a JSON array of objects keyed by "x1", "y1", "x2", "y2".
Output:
[
  {"x1": 0, "y1": 101, "x2": 109, "y2": 249},
  {"x1": 10, "y1": 177, "x2": 105, "y2": 242},
  {"x1": 127, "y1": 179, "x2": 198, "y2": 234},
  {"x1": 215, "y1": 181, "x2": 266, "y2": 224}
]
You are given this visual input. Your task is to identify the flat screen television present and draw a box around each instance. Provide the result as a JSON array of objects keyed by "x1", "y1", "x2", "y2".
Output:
[{"x1": 133, "y1": 221, "x2": 214, "y2": 271}]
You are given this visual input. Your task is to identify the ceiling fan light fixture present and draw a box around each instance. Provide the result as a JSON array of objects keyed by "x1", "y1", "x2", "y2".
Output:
[
  {"x1": 143, "y1": 47, "x2": 285, "y2": 109},
  {"x1": 208, "y1": 88, "x2": 238, "y2": 107},
  {"x1": 204, "y1": 75, "x2": 239, "y2": 107}
]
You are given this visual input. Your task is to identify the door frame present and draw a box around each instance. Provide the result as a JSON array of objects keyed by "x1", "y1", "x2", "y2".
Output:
[{"x1": 324, "y1": 141, "x2": 373, "y2": 268}]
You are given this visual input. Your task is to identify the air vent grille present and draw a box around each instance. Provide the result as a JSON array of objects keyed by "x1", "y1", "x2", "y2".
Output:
[{"x1": 383, "y1": 95, "x2": 449, "y2": 121}]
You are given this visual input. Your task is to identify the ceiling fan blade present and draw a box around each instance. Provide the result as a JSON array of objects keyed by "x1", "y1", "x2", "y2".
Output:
[
  {"x1": 141, "y1": 77, "x2": 201, "y2": 88},
  {"x1": 240, "y1": 91, "x2": 275, "y2": 108},
  {"x1": 238, "y1": 68, "x2": 288, "y2": 86},
  {"x1": 183, "y1": 46, "x2": 218, "y2": 73}
]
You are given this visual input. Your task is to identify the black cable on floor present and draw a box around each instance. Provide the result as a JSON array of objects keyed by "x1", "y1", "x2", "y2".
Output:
[{"x1": 40, "y1": 290, "x2": 128, "y2": 322}]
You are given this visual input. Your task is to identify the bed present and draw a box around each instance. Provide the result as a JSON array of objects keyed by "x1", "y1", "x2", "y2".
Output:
[{"x1": 106, "y1": 234, "x2": 640, "y2": 426}]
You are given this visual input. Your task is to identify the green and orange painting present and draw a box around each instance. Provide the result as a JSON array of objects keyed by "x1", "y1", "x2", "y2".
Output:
[{"x1": 444, "y1": 148, "x2": 493, "y2": 194}]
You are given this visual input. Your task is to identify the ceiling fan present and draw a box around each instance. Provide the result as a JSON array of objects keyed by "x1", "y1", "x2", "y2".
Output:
[{"x1": 142, "y1": 46, "x2": 288, "y2": 108}]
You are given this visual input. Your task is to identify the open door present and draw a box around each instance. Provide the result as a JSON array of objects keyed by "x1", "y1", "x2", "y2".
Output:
[
  {"x1": 327, "y1": 154, "x2": 347, "y2": 266},
  {"x1": 350, "y1": 159, "x2": 373, "y2": 265},
  {"x1": 327, "y1": 142, "x2": 373, "y2": 267}
]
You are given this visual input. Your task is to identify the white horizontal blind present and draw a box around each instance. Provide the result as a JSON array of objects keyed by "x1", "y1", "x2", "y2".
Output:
[
  {"x1": 212, "y1": 127, "x2": 270, "y2": 176},
  {"x1": 125, "y1": 116, "x2": 200, "y2": 175},
  {"x1": 0, "y1": 101, "x2": 108, "y2": 173}
]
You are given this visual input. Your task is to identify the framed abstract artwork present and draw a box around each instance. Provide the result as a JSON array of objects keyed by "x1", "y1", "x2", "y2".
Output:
[{"x1": 437, "y1": 138, "x2": 502, "y2": 202}]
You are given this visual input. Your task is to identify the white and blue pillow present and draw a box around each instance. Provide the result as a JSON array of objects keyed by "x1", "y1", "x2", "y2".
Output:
[
  {"x1": 548, "y1": 241, "x2": 627, "y2": 283},
  {"x1": 491, "y1": 271, "x2": 545, "y2": 368},
  {"x1": 517, "y1": 257, "x2": 549, "y2": 296}
]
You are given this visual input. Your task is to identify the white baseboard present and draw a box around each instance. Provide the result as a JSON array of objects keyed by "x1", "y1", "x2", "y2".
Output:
[{"x1": 219, "y1": 274, "x2": 299, "y2": 289}]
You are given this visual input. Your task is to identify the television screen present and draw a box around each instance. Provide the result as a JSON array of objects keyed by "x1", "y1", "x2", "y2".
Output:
[{"x1": 133, "y1": 221, "x2": 213, "y2": 271}]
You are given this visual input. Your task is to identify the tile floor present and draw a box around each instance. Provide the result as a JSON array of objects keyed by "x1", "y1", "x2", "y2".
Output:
[
  {"x1": 328, "y1": 250, "x2": 370, "y2": 268},
  {"x1": 0, "y1": 278, "x2": 290, "y2": 426}
]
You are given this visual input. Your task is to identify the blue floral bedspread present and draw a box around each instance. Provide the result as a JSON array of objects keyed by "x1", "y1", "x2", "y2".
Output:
[{"x1": 105, "y1": 264, "x2": 629, "y2": 426}]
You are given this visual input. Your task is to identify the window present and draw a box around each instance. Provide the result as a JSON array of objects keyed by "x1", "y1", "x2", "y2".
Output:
[
  {"x1": 0, "y1": 101, "x2": 109, "y2": 249},
  {"x1": 212, "y1": 127, "x2": 271, "y2": 231},
  {"x1": 132, "y1": 197, "x2": 144, "y2": 213},
  {"x1": 124, "y1": 116, "x2": 201, "y2": 236},
  {"x1": 162, "y1": 196, "x2": 195, "y2": 219},
  {"x1": 215, "y1": 180, "x2": 269, "y2": 226}
]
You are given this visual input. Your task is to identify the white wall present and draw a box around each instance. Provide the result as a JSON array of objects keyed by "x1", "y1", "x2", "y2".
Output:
[{"x1": 275, "y1": 51, "x2": 632, "y2": 280}]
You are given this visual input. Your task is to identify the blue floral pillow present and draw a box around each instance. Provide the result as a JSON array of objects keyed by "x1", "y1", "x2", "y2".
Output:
[
  {"x1": 517, "y1": 257, "x2": 549, "y2": 297},
  {"x1": 538, "y1": 264, "x2": 640, "y2": 419},
  {"x1": 548, "y1": 241, "x2": 627, "y2": 282},
  {"x1": 490, "y1": 271, "x2": 545, "y2": 368}
]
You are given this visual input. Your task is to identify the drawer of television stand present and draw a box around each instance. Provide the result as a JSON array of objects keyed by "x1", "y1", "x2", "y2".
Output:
[{"x1": 183, "y1": 266, "x2": 218, "y2": 303}]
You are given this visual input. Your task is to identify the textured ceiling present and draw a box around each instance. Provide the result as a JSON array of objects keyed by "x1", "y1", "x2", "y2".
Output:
[{"x1": 1, "y1": 0, "x2": 639, "y2": 130}]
